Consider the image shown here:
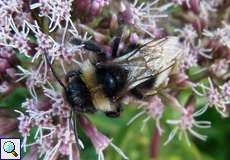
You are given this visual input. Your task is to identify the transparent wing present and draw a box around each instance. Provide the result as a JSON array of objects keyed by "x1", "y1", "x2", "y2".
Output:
[{"x1": 113, "y1": 36, "x2": 183, "y2": 90}]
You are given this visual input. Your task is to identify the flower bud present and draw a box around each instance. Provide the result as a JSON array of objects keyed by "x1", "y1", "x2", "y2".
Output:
[
  {"x1": 153, "y1": 28, "x2": 167, "y2": 39},
  {"x1": 189, "y1": 0, "x2": 200, "y2": 13},
  {"x1": 6, "y1": 68, "x2": 16, "y2": 79},
  {"x1": 192, "y1": 18, "x2": 206, "y2": 33},
  {"x1": 209, "y1": 59, "x2": 229, "y2": 79},
  {"x1": 0, "y1": 47, "x2": 14, "y2": 60},
  {"x1": 181, "y1": 0, "x2": 200, "y2": 14},
  {"x1": 37, "y1": 97, "x2": 53, "y2": 111},
  {"x1": 206, "y1": 39, "x2": 230, "y2": 59},
  {"x1": 129, "y1": 33, "x2": 139, "y2": 44},
  {"x1": 74, "y1": 0, "x2": 109, "y2": 22},
  {"x1": 0, "y1": 109, "x2": 18, "y2": 138},
  {"x1": 91, "y1": 1, "x2": 101, "y2": 16},
  {"x1": 79, "y1": 115, "x2": 110, "y2": 153},
  {"x1": 121, "y1": 9, "x2": 134, "y2": 25},
  {"x1": 146, "y1": 96, "x2": 164, "y2": 119},
  {"x1": 0, "y1": 58, "x2": 10, "y2": 73},
  {"x1": 0, "y1": 117, "x2": 17, "y2": 137},
  {"x1": 0, "y1": 82, "x2": 10, "y2": 93},
  {"x1": 150, "y1": 129, "x2": 160, "y2": 159},
  {"x1": 169, "y1": 73, "x2": 193, "y2": 88}
]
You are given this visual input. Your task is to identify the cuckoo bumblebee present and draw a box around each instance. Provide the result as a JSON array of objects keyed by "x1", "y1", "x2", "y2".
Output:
[{"x1": 46, "y1": 26, "x2": 183, "y2": 118}]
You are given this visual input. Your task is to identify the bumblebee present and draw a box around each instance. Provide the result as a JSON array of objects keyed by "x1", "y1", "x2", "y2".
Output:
[{"x1": 46, "y1": 26, "x2": 183, "y2": 118}]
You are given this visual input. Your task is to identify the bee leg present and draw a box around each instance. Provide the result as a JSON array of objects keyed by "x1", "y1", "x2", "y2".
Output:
[
  {"x1": 129, "y1": 77, "x2": 156, "y2": 99},
  {"x1": 104, "y1": 103, "x2": 123, "y2": 118},
  {"x1": 70, "y1": 38, "x2": 100, "y2": 52},
  {"x1": 119, "y1": 43, "x2": 141, "y2": 57},
  {"x1": 105, "y1": 111, "x2": 120, "y2": 118},
  {"x1": 111, "y1": 24, "x2": 124, "y2": 58},
  {"x1": 74, "y1": 105, "x2": 97, "y2": 113},
  {"x1": 70, "y1": 38, "x2": 106, "y2": 61},
  {"x1": 130, "y1": 88, "x2": 144, "y2": 99}
]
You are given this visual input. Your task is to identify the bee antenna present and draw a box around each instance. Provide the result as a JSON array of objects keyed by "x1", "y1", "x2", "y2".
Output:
[{"x1": 44, "y1": 53, "x2": 67, "y2": 91}]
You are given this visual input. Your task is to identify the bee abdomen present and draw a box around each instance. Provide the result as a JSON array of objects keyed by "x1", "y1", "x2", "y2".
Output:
[{"x1": 66, "y1": 77, "x2": 96, "y2": 113}]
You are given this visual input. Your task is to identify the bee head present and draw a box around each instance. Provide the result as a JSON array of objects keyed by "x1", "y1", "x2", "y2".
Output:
[{"x1": 95, "y1": 64, "x2": 128, "y2": 98}]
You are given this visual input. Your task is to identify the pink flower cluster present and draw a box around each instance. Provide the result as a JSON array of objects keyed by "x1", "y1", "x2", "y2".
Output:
[{"x1": 0, "y1": 0, "x2": 229, "y2": 159}]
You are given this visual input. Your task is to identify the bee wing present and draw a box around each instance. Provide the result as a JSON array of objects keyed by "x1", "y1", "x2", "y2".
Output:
[{"x1": 113, "y1": 36, "x2": 183, "y2": 90}]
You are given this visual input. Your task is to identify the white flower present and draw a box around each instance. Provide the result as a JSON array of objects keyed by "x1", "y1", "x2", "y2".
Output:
[
  {"x1": 43, "y1": 87, "x2": 71, "y2": 118},
  {"x1": 15, "y1": 110, "x2": 33, "y2": 152},
  {"x1": 193, "y1": 78, "x2": 228, "y2": 117},
  {"x1": 121, "y1": 0, "x2": 171, "y2": 37},
  {"x1": 127, "y1": 96, "x2": 165, "y2": 134},
  {"x1": 203, "y1": 22, "x2": 230, "y2": 49},
  {"x1": 30, "y1": 0, "x2": 74, "y2": 31},
  {"x1": 16, "y1": 65, "x2": 47, "y2": 99},
  {"x1": 179, "y1": 42, "x2": 198, "y2": 72},
  {"x1": 210, "y1": 59, "x2": 229, "y2": 78},
  {"x1": 25, "y1": 21, "x2": 56, "y2": 62},
  {"x1": 0, "y1": 0, "x2": 24, "y2": 18},
  {"x1": 175, "y1": 25, "x2": 198, "y2": 44},
  {"x1": 220, "y1": 81, "x2": 230, "y2": 104},
  {"x1": 50, "y1": 43, "x2": 81, "y2": 73},
  {"x1": 164, "y1": 106, "x2": 211, "y2": 145}
]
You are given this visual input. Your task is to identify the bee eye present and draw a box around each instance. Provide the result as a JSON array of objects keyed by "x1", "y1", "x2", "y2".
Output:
[
  {"x1": 96, "y1": 68, "x2": 117, "y2": 97},
  {"x1": 104, "y1": 73, "x2": 116, "y2": 92},
  {"x1": 96, "y1": 65, "x2": 127, "y2": 98}
]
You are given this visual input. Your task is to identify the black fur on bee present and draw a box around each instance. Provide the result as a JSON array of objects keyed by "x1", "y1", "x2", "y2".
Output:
[
  {"x1": 44, "y1": 25, "x2": 183, "y2": 152},
  {"x1": 45, "y1": 24, "x2": 183, "y2": 118},
  {"x1": 63, "y1": 25, "x2": 134, "y2": 118},
  {"x1": 65, "y1": 70, "x2": 96, "y2": 113},
  {"x1": 95, "y1": 64, "x2": 128, "y2": 98},
  {"x1": 64, "y1": 64, "x2": 128, "y2": 118}
]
